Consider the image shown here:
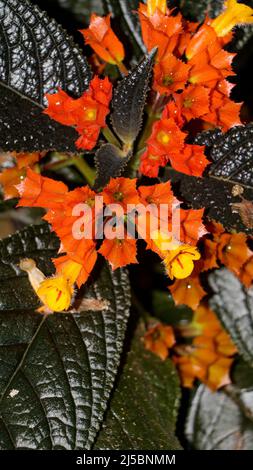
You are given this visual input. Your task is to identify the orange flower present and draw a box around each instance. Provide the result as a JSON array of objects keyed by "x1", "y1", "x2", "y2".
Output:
[
  {"x1": 102, "y1": 177, "x2": 139, "y2": 212},
  {"x1": 238, "y1": 254, "x2": 253, "y2": 287},
  {"x1": 162, "y1": 101, "x2": 184, "y2": 128},
  {"x1": 144, "y1": 323, "x2": 175, "y2": 361},
  {"x1": 163, "y1": 244, "x2": 201, "y2": 280},
  {"x1": 80, "y1": 14, "x2": 125, "y2": 65},
  {"x1": 175, "y1": 85, "x2": 210, "y2": 121},
  {"x1": 147, "y1": 118, "x2": 187, "y2": 156},
  {"x1": 0, "y1": 152, "x2": 41, "y2": 199},
  {"x1": 140, "y1": 150, "x2": 166, "y2": 177},
  {"x1": 185, "y1": 24, "x2": 218, "y2": 61},
  {"x1": 98, "y1": 236, "x2": 137, "y2": 270},
  {"x1": 17, "y1": 168, "x2": 68, "y2": 210},
  {"x1": 153, "y1": 53, "x2": 190, "y2": 94},
  {"x1": 53, "y1": 245, "x2": 97, "y2": 289},
  {"x1": 177, "y1": 208, "x2": 207, "y2": 246},
  {"x1": 169, "y1": 144, "x2": 210, "y2": 177},
  {"x1": 203, "y1": 89, "x2": 242, "y2": 130},
  {"x1": 202, "y1": 238, "x2": 219, "y2": 271},
  {"x1": 217, "y1": 232, "x2": 252, "y2": 275},
  {"x1": 44, "y1": 76, "x2": 112, "y2": 150},
  {"x1": 147, "y1": 0, "x2": 167, "y2": 17},
  {"x1": 191, "y1": 303, "x2": 223, "y2": 337},
  {"x1": 138, "y1": 3, "x2": 182, "y2": 59},
  {"x1": 169, "y1": 274, "x2": 206, "y2": 310}
]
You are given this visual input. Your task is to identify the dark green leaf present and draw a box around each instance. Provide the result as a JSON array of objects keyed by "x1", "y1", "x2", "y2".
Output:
[
  {"x1": 152, "y1": 290, "x2": 192, "y2": 325},
  {"x1": 0, "y1": 0, "x2": 91, "y2": 152},
  {"x1": 94, "y1": 143, "x2": 132, "y2": 190},
  {"x1": 102, "y1": 0, "x2": 145, "y2": 58},
  {"x1": 111, "y1": 51, "x2": 156, "y2": 146},
  {"x1": 166, "y1": 125, "x2": 253, "y2": 234},
  {"x1": 209, "y1": 268, "x2": 253, "y2": 368},
  {"x1": 56, "y1": 0, "x2": 103, "y2": 19},
  {"x1": 186, "y1": 361, "x2": 253, "y2": 450},
  {"x1": 0, "y1": 223, "x2": 131, "y2": 449},
  {"x1": 179, "y1": 0, "x2": 223, "y2": 21},
  {"x1": 94, "y1": 324, "x2": 182, "y2": 450}
]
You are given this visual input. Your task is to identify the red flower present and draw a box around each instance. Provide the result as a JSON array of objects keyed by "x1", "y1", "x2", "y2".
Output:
[
  {"x1": 147, "y1": 118, "x2": 186, "y2": 156},
  {"x1": 175, "y1": 85, "x2": 210, "y2": 121},
  {"x1": 44, "y1": 76, "x2": 112, "y2": 150},
  {"x1": 140, "y1": 150, "x2": 166, "y2": 177},
  {"x1": 102, "y1": 177, "x2": 139, "y2": 212},
  {"x1": 169, "y1": 144, "x2": 210, "y2": 177},
  {"x1": 17, "y1": 168, "x2": 68, "y2": 210},
  {"x1": 153, "y1": 53, "x2": 190, "y2": 94},
  {"x1": 80, "y1": 14, "x2": 125, "y2": 65},
  {"x1": 99, "y1": 236, "x2": 138, "y2": 270}
]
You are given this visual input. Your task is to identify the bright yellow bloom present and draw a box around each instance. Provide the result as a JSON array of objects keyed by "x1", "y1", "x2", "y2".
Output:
[
  {"x1": 20, "y1": 258, "x2": 82, "y2": 312},
  {"x1": 151, "y1": 231, "x2": 201, "y2": 280},
  {"x1": 147, "y1": 0, "x2": 167, "y2": 16},
  {"x1": 164, "y1": 245, "x2": 201, "y2": 280},
  {"x1": 212, "y1": 0, "x2": 253, "y2": 37}
]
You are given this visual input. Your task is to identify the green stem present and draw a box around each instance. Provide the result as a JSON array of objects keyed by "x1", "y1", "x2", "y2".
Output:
[
  {"x1": 72, "y1": 156, "x2": 96, "y2": 187},
  {"x1": 102, "y1": 126, "x2": 121, "y2": 148}
]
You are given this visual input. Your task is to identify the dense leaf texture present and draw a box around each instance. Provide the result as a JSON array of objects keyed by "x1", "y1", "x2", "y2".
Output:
[
  {"x1": 0, "y1": 0, "x2": 91, "y2": 152},
  {"x1": 94, "y1": 143, "x2": 132, "y2": 190},
  {"x1": 0, "y1": 224, "x2": 131, "y2": 449},
  {"x1": 102, "y1": 0, "x2": 145, "y2": 57},
  {"x1": 94, "y1": 326, "x2": 181, "y2": 450},
  {"x1": 186, "y1": 362, "x2": 253, "y2": 450},
  {"x1": 179, "y1": 0, "x2": 223, "y2": 21},
  {"x1": 167, "y1": 125, "x2": 253, "y2": 234},
  {"x1": 111, "y1": 51, "x2": 156, "y2": 145},
  {"x1": 209, "y1": 268, "x2": 253, "y2": 367}
]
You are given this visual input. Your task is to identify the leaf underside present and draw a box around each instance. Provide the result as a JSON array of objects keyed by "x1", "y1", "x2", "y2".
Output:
[
  {"x1": 0, "y1": 223, "x2": 131, "y2": 449},
  {"x1": 111, "y1": 51, "x2": 156, "y2": 145},
  {"x1": 0, "y1": 0, "x2": 91, "y2": 152},
  {"x1": 186, "y1": 361, "x2": 253, "y2": 450},
  {"x1": 209, "y1": 268, "x2": 253, "y2": 368},
  {"x1": 94, "y1": 143, "x2": 132, "y2": 190},
  {"x1": 94, "y1": 324, "x2": 182, "y2": 450},
  {"x1": 166, "y1": 125, "x2": 253, "y2": 234}
]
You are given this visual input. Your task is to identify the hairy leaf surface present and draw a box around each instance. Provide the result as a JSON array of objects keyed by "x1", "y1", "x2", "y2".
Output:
[
  {"x1": 0, "y1": 0, "x2": 91, "y2": 152},
  {"x1": 0, "y1": 224, "x2": 131, "y2": 449}
]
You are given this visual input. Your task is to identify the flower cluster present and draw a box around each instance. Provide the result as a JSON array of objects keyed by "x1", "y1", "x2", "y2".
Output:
[
  {"x1": 173, "y1": 303, "x2": 237, "y2": 391},
  {"x1": 169, "y1": 221, "x2": 253, "y2": 311},
  {"x1": 144, "y1": 302, "x2": 237, "y2": 391},
  {"x1": 17, "y1": 170, "x2": 206, "y2": 312},
  {"x1": 44, "y1": 76, "x2": 112, "y2": 150},
  {"x1": 139, "y1": 0, "x2": 244, "y2": 177}
]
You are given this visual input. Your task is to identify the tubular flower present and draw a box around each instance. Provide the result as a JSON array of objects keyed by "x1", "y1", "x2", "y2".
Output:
[
  {"x1": 169, "y1": 274, "x2": 206, "y2": 310},
  {"x1": 138, "y1": 3, "x2": 182, "y2": 59},
  {"x1": 144, "y1": 323, "x2": 175, "y2": 361},
  {"x1": 19, "y1": 258, "x2": 82, "y2": 312},
  {"x1": 147, "y1": 118, "x2": 187, "y2": 156},
  {"x1": 44, "y1": 76, "x2": 112, "y2": 150},
  {"x1": 147, "y1": 0, "x2": 167, "y2": 16},
  {"x1": 80, "y1": 14, "x2": 125, "y2": 65},
  {"x1": 151, "y1": 231, "x2": 201, "y2": 280},
  {"x1": 211, "y1": 0, "x2": 253, "y2": 37}
]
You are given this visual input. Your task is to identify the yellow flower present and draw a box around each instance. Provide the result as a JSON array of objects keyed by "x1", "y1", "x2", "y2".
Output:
[
  {"x1": 36, "y1": 276, "x2": 74, "y2": 312},
  {"x1": 164, "y1": 245, "x2": 201, "y2": 280},
  {"x1": 20, "y1": 258, "x2": 82, "y2": 313},
  {"x1": 212, "y1": 0, "x2": 253, "y2": 37},
  {"x1": 147, "y1": 0, "x2": 167, "y2": 17},
  {"x1": 151, "y1": 231, "x2": 201, "y2": 280}
]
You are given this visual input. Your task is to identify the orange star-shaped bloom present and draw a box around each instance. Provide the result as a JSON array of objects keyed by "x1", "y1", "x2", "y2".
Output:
[
  {"x1": 102, "y1": 177, "x2": 139, "y2": 212},
  {"x1": 98, "y1": 236, "x2": 138, "y2": 270},
  {"x1": 175, "y1": 85, "x2": 210, "y2": 121},
  {"x1": 169, "y1": 144, "x2": 210, "y2": 177},
  {"x1": 80, "y1": 14, "x2": 125, "y2": 65},
  {"x1": 153, "y1": 53, "x2": 190, "y2": 94},
  {"x1": 169, "y1": 274, "x2": 206, "y2": 310},
  {"x1": 217, "y1": 232, "x2": 252, "y2": 275},
  {"x1": 144, "y1": 323, "x2": 175, "y2": 361},
  {"x1": 147, "y1": 118, "x2": 187, "y2": 156}
]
